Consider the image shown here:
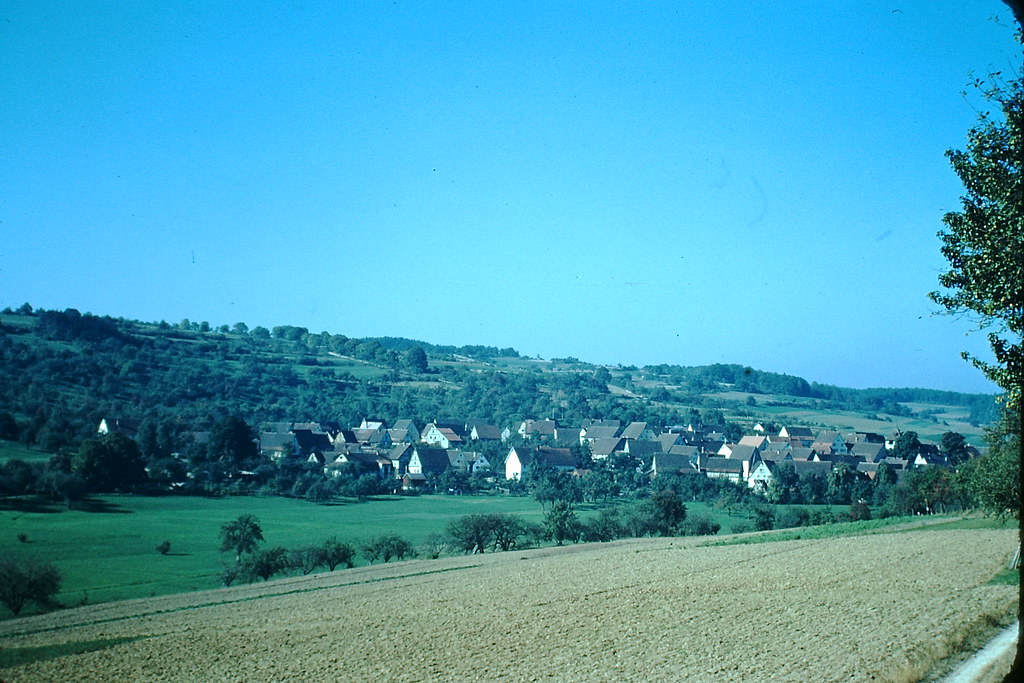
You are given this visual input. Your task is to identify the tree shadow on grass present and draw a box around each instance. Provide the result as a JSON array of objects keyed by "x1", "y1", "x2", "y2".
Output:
[
  {"x1": 0, "y1": 635, "x2": 151, "y2": 669},
  {"x1": 75, "y1": 497, "x2": 133, "y2": 514},
  {"x1": 0, "y1": 496, "x2": 65, "y2": 514}
]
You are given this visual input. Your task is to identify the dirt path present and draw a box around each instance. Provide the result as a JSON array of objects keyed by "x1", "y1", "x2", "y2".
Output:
[{"x1": 942, "y1": 621, "x2": 1018, "y2": 683}]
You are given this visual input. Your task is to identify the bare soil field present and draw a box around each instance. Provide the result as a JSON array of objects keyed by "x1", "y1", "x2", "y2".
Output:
[{"x1": 0, "y1": 527, "x2": 1016, "y2": 682}]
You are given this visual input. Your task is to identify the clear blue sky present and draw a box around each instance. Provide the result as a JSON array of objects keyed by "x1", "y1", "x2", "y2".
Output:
[{"x1": 2, "y1": 1, "x2": 1019, "y2": 393}]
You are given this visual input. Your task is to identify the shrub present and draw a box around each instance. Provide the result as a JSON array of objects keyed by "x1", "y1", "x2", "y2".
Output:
[
  {"x1": 0, "y1": 560, "x2": 62, "y2": 616},
  {"x1": 850, "y1": 502, "x2": 872, "y2": 522},
  {"x1": 730, "y1": 520, "x2": 754, "y2": 534},
  {"x1": 321, "y1": 538, "x2": 356, "y2": 570},
  {"x1": 776, "y1": 507, "x2": 810, "y2": 529},
  {"x1": 362, "y1": 535, "x2": 414, "y2": 564},
  {"x1": 243, "y1": 546, "x2": 290, "y2": 581},
  {"x1": 155, "y1": 540, "x2": 172, "y2": 555},
  {"x1": 754, "y1": 507, "x2": 775, "y2": 531},
  {"x1": 680, "y1": 514, "x2": 721, "y2": 536}
]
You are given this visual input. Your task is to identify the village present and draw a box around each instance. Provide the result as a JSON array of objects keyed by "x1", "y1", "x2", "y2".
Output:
[{"x1": 234, "y1": 416, "x2": 974, "y2": 496}]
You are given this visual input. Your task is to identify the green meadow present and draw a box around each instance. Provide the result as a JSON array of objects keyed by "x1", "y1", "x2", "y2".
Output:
[{"x1": 0, "y1": 493, "x2": 753, "y2": 615}]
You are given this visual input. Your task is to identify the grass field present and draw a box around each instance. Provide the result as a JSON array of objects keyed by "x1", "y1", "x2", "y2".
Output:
[
  {"x1": 0, "y1": 442, "x2": 51, "y2": 465},
  {"x1": 0, "y1": 493, "x2": 759, "y2": 614}
]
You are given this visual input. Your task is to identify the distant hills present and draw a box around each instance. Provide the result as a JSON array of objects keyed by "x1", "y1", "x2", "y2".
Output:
[{"x1": 0, "y1": 305, "x2": 998, "y2": 453}]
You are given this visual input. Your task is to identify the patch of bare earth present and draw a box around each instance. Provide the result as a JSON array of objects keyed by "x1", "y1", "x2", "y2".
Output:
[{"x1": 0, "y1": 528, "x2": 1016, "y2": 682}]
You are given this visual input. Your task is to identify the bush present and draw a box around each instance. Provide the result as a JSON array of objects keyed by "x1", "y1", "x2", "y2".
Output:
[
  {"x1": 680, "y1": 514, "x2": 721, "y2": 536},
  {"x1": 776, "y1": 507, "x2": 810, "y2": 529},
  {"x1": 155, "y1": 540, "x2": 172, "y2": 555},
  {"x1": 0, "y1": 560, "x2": 62, "y2": 616},
  {"x1": 581, "y1": 508, "x2": 625, "y2": 542},
  {"x1": 362, "y1": 535, "x2": 414, "y2": 564},
  {"x1": 242, "y1": 546, "x2": 290, "y2": 581},
  {"x1": 754, "y1": 507, "x2": 775, "y2": 531},
  {"x1": 730, "y1": 520, "x2": 754, "y2": 534},
  {"x1": 849, "y1": 502, "x2": 872, "y2": 522},
  {"x1": 321, "y1": 537, "x2": 356, "y2": 570}
]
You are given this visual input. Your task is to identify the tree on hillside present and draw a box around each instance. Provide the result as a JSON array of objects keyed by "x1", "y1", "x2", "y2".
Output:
[
  {"x1": 404, "y1": 346, "x2": 429, "y2": 373},
  {"x1": 219, "y1": 514, "x2": 264, "y2": 564}
]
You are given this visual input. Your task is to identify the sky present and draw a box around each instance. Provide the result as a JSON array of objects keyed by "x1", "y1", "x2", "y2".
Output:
[{"x1": 1, "y1": 2, "x2": 1020, "y2": 394}]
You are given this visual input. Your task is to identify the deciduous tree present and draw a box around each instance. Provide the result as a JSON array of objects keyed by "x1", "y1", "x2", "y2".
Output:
[
  {"x1": 930, "y1": 75, "x2": 1023, "y2": 408},
  {"x1": 219, "y1": 514, "x2": 264, "y2": 563},
  {"x1": 0, "y1": 560, "x2": 61, "y2": 616},
  {"x1": 72, "y1": 432, "x2": 147, "y2": 492}
]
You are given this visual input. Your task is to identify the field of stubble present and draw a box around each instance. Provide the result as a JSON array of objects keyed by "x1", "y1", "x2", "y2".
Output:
[{"x1": 0, "y1": 527, "x2": 1016, "y2": 682}]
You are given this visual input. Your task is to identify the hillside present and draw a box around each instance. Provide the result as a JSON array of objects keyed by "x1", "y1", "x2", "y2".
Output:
[
  {"x1": 0, "y1": 525, "x2": 1016, "y2": 681},
  {"x1": 0, "y1": 306, "x2": 998, "y2": 455}
]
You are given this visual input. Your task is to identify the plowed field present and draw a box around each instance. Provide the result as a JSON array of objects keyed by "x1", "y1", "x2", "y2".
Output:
[{"x1": 0, "y1": 527, "x2": 1016, "y2": 682}]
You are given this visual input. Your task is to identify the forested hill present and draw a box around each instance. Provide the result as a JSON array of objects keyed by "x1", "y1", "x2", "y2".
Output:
[{"x1": 0, "y1": 306, "x2": 998, "y2": 453}]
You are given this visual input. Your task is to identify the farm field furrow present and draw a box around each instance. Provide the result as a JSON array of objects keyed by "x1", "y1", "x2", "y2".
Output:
[{"x1": 1, "y1": 527, "x2": 1016, "y2": 682}]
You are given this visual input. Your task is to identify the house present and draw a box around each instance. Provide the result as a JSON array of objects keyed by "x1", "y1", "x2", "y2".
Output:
[
  {"x1": 790, "y1": 460, "x2": 834, "y2": 480},
  {"x1": 467, "y1": 422, "x2": 502, "y2": 442},
  {"x1": 624, "y1": 439, "x2": 661, "y2": 459},
  {"x1": 446, "y1": 449, "x2": 469, "y2": 472},
  {"x1": 353, "y1": 426, "x2": 392, "y2": 448},
  {"x1": 778, "y1": 425, "x2": 815, "y2": 441},
  {"x1": 666, "y1": 444, "x2": 700, "y2": 462},
  {"x1": 912, "y1": 447, "x2": 949, "y2": 468},
  {"x1": 589, "y1": 437, "x2": 626, "y2": 460},
  {"x1": 326, "y1": 449, "x2": 388, "y2": 477},
  {"x1": 701, "y1": 456, "x2": 744, "y2": 483},
  {"x1": 723, "y1": 444, "x2": 761, "y2": 479},
  {"x1": 747, "y1": 457, "x2": 775, "y2": 493},
  {"x1": 503, "y1": 445, "x2": 575, "y2": 480},
  {"x1": 465, "y1": 451, "x2": 493, "y2": 474},
  {"x1": 333, "y1": 430, "x2": 359, "y2": 447},
  {"x1": 657, "y1": 433, "x2": 685, "y2": 452},
  {"x1": 738, "y1": 435, "x2": 768, "y2": 450},
  {"x1": 388, "y1": 443, "x2": 415, "y2": 477},
  {"x1": 648, "y1": 453, "x2": 700, "y2": 478},
  {"x1": 422, "y1": 423, "x2": 464, "y2": 449},
  {"x1": 580, "y1": 424, "x2": 621, "y2": 445},
  {"x1": 517, "y1": 419, "x2": 558, "y2": 441},
  {"x1": 553, "y1": 426, "x2": 583, "y2": 446},
  {"x1": 620, "y1": 421, "x2": 656, "y2": 441},
  {"x1": 292, "y1": 429, "x2": 334, "y2": 458},
  {"x1": 810, "y1": 431, "x2": 849, "y2": 456},
  {"x1": 408, "y1": 447, "x2": 451, "y2": 477},
  {"x1": 850, "y1": 441, "x2": 888, "y2": 463},
  {"x1": 259, "y1": 432, "x2": 298, "y2": 461},
  {"x1": 849, "y1": 431, "x2": 886, "y2": 444},
  {"x1": 97, "y1": 418, "x2": 140, "y2": 438},
  {"x1": 389, "y1": 419, "x2": 420, "y2": 444},
  {"x1": 789, "y1": 447, "x2": 814, "y2": 462},
  {"x1": 421, "y1": 420, "x2": 467, "y2": 444},
  {"x1": 760, "y1": 440, "x2": 793, "y2": 459}
]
